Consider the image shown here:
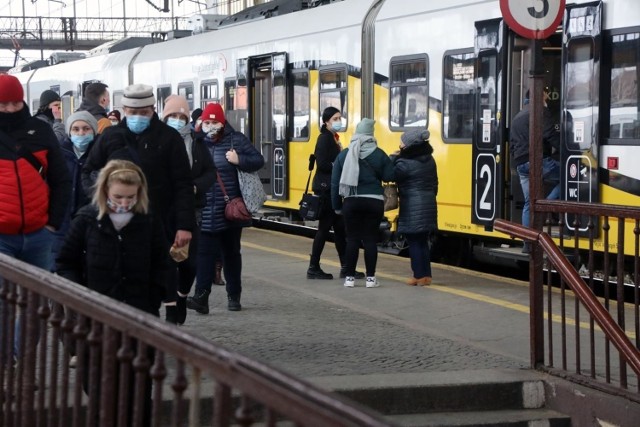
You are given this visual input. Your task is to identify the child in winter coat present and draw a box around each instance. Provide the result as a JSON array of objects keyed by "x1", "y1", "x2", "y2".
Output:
[{"x1": 56, "y1": 159, "x2": 170, "y2": 315}]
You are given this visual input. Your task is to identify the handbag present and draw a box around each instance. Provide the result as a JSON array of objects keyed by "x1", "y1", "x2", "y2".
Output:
[
  {"x1": 383, "y1": 183, "x2": 399, "y2": 211},
  {"x1": 299, "y1": 154, "x2": 323, "y2": 221},
  {"x1": 237, "y1": 169, "x2": 267, "y2": 213},
  {"x1": 217, "y1": 172, "x2": 252, "y2": 222}
]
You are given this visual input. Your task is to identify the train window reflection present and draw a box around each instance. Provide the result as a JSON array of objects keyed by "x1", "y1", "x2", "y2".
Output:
[
  {"x1": 200, "y1": 80, "x2": 219, "y2": 107},
  {"x1": 178, "y1": 83, "x2": 194, "y2": 110},
  {"x1": 443, "y1": 49, "x2": 475, "y2": 143},
  {"x1": 319, "y1": 66, "x2": 347, "y2": 129},
  {"x1": 389, "y1": 54, "x2": 429, "y2": 130},
  {"x1": 608, "y1": 31, "x2": 639, "y2": 140},
  {"x1": 291, "y1": 71, "x2": 309, "y2": 140},
  {"x1": 156, "y1": 85, "x2": 172, "y2": 116},
  {"x1": 566, "y1": 38, "x2": 595, "y2": 151}
]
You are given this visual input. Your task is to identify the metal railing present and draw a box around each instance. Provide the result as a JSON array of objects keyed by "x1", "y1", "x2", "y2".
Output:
[
  {"x1": 0, "y1": 254, "x2": 397, "y2": 427},
  {"x1": 495, "y1": 199, "x2": 640, "y2": 401}
]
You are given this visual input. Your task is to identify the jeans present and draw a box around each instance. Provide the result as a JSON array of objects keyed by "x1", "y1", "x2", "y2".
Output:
[
  {"x1": 0, "y1": 227, "x2": 53, "y2": 359},
  {"x1": 342, "y1": 197, "x2": 384, "y2": 277},
  {"x1": 516, "y1": 157, "x2": 560, "y2": 227},
  {"x1": 195, "y1": 227, "x2": 243, "y2": 298},
  {"x1": 405, "y1": 232, "x2": 432, "y2": 279}
]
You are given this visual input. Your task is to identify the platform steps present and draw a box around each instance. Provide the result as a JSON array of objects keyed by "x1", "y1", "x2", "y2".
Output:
[{"x1": 312, "y1": 369, "x2": 572, "y2": 427}]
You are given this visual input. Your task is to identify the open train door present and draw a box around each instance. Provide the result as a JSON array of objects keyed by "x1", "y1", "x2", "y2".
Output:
[
  {"x1": 242, "y1": 52, "x2": 289, "y2": 201},
  {"x1": 472, "y1": 19, "x2": 509, "y2": 229},
  {"x1": 561, "y1": 1, "x2": 602, "y2": 233}
]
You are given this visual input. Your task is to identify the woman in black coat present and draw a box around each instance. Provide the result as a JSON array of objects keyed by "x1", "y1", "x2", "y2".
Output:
[
  {"x1": 307, "y1": 106, "x2": 364, "y2": 280},
  {"x1": 393, "y1": 129, "x2": 438, "y2": 287}
]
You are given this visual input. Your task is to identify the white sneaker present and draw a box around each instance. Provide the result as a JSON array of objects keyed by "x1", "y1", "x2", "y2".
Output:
[
  {"x1": 365, "y1": 276, "x2": 380, "y2": 288},
  {"x1": 344, "y1": 276, "x2": 355, "y2": 287}
]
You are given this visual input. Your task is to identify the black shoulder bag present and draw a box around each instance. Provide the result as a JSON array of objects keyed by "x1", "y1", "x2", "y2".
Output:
[
  {"x1": 0, "y1": 129, "x2": 46, "y2": 178},
  {"x1": 299, "y1": 154, "x2": 323, "y2": 221}
]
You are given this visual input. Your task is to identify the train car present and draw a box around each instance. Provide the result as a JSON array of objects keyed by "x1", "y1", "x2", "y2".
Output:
[{"x1": 10, "y1": 0, "x2": 640, "y2": 266}]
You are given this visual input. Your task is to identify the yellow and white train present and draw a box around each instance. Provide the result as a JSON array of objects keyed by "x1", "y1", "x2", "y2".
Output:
[{"x1": 12, "y1": 0, "x2": 640, "y2": 263}]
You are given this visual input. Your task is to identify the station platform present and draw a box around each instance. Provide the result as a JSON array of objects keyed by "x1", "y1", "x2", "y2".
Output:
[{"x1": 180, "y1": 227, "x2": 533, "y2": 377}]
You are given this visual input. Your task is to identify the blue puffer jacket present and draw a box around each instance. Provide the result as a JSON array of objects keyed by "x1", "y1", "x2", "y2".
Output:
[
  {"x1": 393, "y1": 142, "x2": 438, "y2": 234},
  {"x1": 200, "y1": 124, "x2": 265, "y2": 233}
]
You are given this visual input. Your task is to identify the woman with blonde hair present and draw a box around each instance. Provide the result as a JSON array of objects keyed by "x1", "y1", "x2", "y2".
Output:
[{"x1": 57, "y1": 159, "x2": 169, "y2": 316}]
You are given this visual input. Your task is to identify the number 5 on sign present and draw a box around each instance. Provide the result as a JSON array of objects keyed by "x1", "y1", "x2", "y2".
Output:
[{"x1": 500, "y1": 0, "x2": 565, "y2": 40}]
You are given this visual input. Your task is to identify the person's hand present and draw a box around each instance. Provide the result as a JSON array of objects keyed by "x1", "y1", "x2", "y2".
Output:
[
  {"x1": 225, "y1": 149, "x2": 239, "y2": 165},
  {"x1": 173, "y1": 230, "x2": 192, "y2": 248}
]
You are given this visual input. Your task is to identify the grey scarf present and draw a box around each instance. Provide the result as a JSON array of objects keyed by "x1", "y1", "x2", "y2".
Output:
[{"x1": 339, "y1": 134, "x2": 377, "y2": 197}]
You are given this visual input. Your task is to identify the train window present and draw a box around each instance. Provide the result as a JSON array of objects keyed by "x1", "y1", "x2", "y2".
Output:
[
  {"x1": 442, "y1": 49, "x2": 475, "y2": 143},
  {"x1": 274, "y1": 74, "x2": 286, "y2": 142},
  {"x1": 389, "y1": 55, "x2": 429, "y2": 130},
  {"x1": 319, "y1": 66, "x2": 347, "y2": 129},
  {"x1": 201, "y1": 80, "x2": 219, "y2": 108},
  {"x1": 112, "y1": 91, "x2": 123, "y2": 110},
  {"x1": 565, "y1": 38, "x2": 596, "y2": 151},
  {"x1": 291, "y1": 71, "x2": 309, "y2": 141},
  {"x1": 177, "y1": 82, "x2": 194, "y2": 110},
  {"x1": 607, "y1": 31, "x2": 640, "y2": 141},
  {"x1": 156, "y1": 85, "x2": 172, "y2": 116},
  {"x1": 225, "y1": 79, "x2": 236, "y2": 111}
]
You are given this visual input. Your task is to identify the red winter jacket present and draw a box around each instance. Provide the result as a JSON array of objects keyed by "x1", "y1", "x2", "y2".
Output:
[{"x1": 0, "y1": 108, "x2": 71, "y2": 235}]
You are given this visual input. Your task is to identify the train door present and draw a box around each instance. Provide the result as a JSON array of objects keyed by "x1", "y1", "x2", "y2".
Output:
[
  {"x1": 471, "y1": 19, "x2": 508, "y2": 229},
  {"x1": 239, "y1": 52, "x2": 289, "y2": 200},
  {"x1": 561, "y1": 1, "x2": 602, "y2": 233}
]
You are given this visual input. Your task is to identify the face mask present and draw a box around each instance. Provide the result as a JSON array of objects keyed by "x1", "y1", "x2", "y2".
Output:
[
  {"x1": 331, "y1": 121, "x2": 342, "y2": 132},
  {"x1": 107, "y1": 197, "x2": 137, "y2": 214},
  {"x1": 167, "y1": 117, "x2": 186, "y2": 131},
  {"x1": 110, "y1": 120, "x2": 119, "y2": 126},
  {"x1": 202, "y1": 123, "x2": 223, "y2": 137},
  {"x1": 70, "y1": 133, "x2": 94, "y2": 151},
  {"x1": 126, "y1": 115, "x2": 151, "y2": 134}
]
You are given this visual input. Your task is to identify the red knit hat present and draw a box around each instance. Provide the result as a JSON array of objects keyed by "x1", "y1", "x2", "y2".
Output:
[
  {"x1": 0, "y1": 74, "x2": 24, "y2": 103},
  {"x1": 201, "y1": 102, "x2": 225, "y2": 125}
]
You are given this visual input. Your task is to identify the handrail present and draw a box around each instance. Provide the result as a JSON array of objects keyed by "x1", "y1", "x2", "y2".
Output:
[
  {"x1": 0, "y1": 253, "x2": 396, "y2": 427},
  {"x1": 494, "y1": 219, "x2": 640, "y2": 377}
]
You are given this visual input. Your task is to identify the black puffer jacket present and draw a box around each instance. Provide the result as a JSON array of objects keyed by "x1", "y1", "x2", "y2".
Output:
[
  {"x1": 312, "y1": 126, "x2": 341, "y2": 195},
  {"x1": 200, "y1": 123, "x2": 264, "y2": 233},
  {"x1": 509, "y1": 105, "x2": 560, "y2": 166},
  {"x1": 81, "y1": 115, "x2": 196, "y2": 235},
  {"x1": 393, "y1": 142, "x2": 438, "y2": 234},
  {"x1": 56, "y1": 205, "x2": 170, "y2": 315}
]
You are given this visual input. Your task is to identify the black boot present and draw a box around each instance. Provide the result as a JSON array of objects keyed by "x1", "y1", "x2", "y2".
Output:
[
  {"x1": 165, "y1": 305, "x2": 178, "y2": 324},
  {"x1": 187, "y1": 289, "x2": 211, "y2": 314},
  {"x1": 339, "y1": 266, "x2": 365, "y2": 279},
  {"x1": 307, "y1": 264, "x2": 333, "y2": 280},
  {"x1": 176, "y1": 296, "x2": 187, "y2": 325},
  {"x1": 227, "y1": 295, "x2": 242, "y2": 311}
]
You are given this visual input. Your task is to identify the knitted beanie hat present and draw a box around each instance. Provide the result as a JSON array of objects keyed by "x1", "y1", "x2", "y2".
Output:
[
  {"x1": 122, "y1": 84, "x2": 155, "y2": 108},
  {"x1": 201, "y1": 102, "x2": 226, "y2": 124},
  {"x1": 39, "y1": 89, "x2": 61, "y2": 107},
  {"x1": 66, "y1": 110, "x2": 98, "y2": 135},
  {"x1": 0, "y1": 73, "x2": 24, "y2": 103},
  {"x1": 162, "y1": 95, "x2": 190, "y2": 121},
  {"x1": 401, "y1": 129, "x2": 430, "y2": 146},
  {"x1": 355, "y1": 118, "x2": 375, "y2": 136}
]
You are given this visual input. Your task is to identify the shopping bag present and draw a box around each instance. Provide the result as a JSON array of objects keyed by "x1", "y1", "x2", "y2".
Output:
[
  {"x1": 299, "y1": 193, "x2": 323, "y2": 221},
  {"x1": 237, "y1": 169, "x2": 267, "y2": 213},
  {"x1": 383, "y1": 183, "x2": 399, "y2": 211}
]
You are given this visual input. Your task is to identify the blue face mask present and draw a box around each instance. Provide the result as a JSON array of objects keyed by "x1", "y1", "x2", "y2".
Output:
[
  {"x1": 70, "y1": 134, "x2": 94, "y2": 151},
  {"x1": 331, "y1": 121, "x2": 342, "y2": 132},
  {"x1": 126, "y1": 115, "x2": 151, "y2": 134},
  {"x1": 167, "y1": 117, "x2": 186, "y2": 131}
]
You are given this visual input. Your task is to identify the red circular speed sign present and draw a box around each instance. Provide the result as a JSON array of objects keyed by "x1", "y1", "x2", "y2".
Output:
[{"x1": 500, "y1": 0, "x2": 565, "y2": 40}]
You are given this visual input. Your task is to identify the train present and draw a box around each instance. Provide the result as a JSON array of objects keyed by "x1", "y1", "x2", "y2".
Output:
[{"x1": 10, "y1": 0, "x2": 640, "y2": 266}]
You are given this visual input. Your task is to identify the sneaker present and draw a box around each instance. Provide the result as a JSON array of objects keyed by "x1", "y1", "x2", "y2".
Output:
[
  {"x1": 343, "y1": 276, "x2": 355, "y2": 288},
  {"x1": 365, "y1": 277, "x2": 380, "y2": 288}
]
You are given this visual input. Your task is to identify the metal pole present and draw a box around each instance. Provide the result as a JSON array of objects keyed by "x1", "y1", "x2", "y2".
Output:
[
  {"x1": 529, "y1": 38, "x2": 545, "y2": 368},
  {"x1": 123, "y1": 0, "x2": 127, "y2": 37}
]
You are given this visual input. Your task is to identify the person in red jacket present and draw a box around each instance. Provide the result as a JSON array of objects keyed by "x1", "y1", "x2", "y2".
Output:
[{"x1": 0, "y1": 73, "x2": 71, "y2": 360}]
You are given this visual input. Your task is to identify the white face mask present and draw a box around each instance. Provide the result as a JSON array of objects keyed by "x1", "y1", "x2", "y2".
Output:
[{"x1": 202, "y1": 123, "x2": 223, "y2": 136}]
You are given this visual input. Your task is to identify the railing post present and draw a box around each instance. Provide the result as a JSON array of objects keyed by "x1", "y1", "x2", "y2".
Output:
[{"x1": 529, "y1": 39, "x2": 545, "y2": 368}]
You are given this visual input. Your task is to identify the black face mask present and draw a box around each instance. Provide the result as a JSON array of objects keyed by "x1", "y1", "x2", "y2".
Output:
[
  {"x1": 39, "y1": 108, "x2": 54, "y2": 121},
  {"x1": 0, "y1": 108, "x2": 29, "y2": 131}
]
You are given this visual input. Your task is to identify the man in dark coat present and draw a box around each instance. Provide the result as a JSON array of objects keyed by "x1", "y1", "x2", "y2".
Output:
[
  {"x1": 509, "y1": 88, "x2": 560, "y2": 241},
  {"x1": 76, "y1": 82, "x2": 112, "y2": 134},
  {"x1": 81, "y1": 83, "x2": 195, "y2": 259},
  {"x1": 33, "y1": 89, "x2": 66, "y2": 143}
]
